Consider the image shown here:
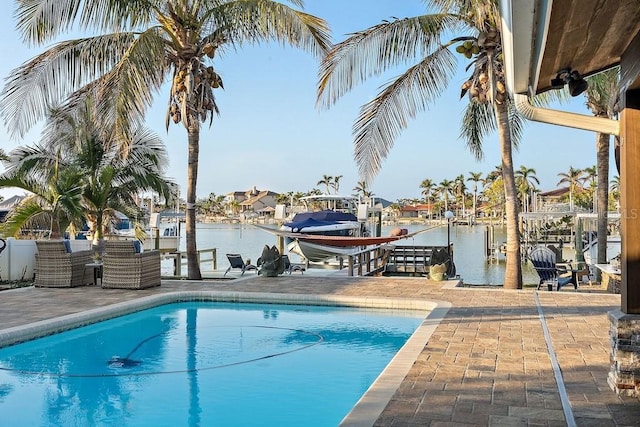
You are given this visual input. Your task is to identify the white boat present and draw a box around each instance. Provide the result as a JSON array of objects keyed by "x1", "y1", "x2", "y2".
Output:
[
  {"x1": 111, "y1": 211, "x2": 182, "y2": 253},
  {"x1": 278, "y1": 194, "x2": 373, "y2": 262},
  {"x1": 582, "y1": 233, "x2": 621, "y2": 265}
]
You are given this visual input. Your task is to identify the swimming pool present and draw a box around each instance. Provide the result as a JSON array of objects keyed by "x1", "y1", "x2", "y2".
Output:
[{"x1": 0, "y1": 299, "x2": 433, "y2": 426}]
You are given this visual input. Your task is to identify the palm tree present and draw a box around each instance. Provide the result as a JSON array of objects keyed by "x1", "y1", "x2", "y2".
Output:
[
  {"x1": 331, "y1": 175, "x2": 343, "y2": 194},
  {"x1": 0, "y1": 160, "x2": 84, "y2": 239},
  {"x1": 514, "y1": 166, "x2": 539, "y2": 213},
  {"x1": 467, "y1": 172, "x2": 483, "y2": 218},
  {"x1": 454, "y1": 174, "x2": 467, "y2": 216},
  {"x1": 610, "y1": 175, "x2": 620, "y2": 210},
  {"x1": 419, "y1": 178, "x2": 435, "y2": 219},
  {"x1": 557, "y1": 166, "x2": 586, "y2": 211},
  {"x1": 1, "y1": 1, "x2": 331, "y2": 280},
  {"x1": 582, "y1": 165, "x2": 598, "y2": 212},
  {"x1": 437, "y1": 179, "x2": 455, "y2": 213},
  {"x1": 353, "y1": 180, "x2": 372, "y2": 198},
  {"x1": 585, "y1": 68, "x2": 619, "y2": 267},
  {"x1": 0, "y1": 100, "x2": 175, "y2": 244},
  {"x1": 317, "y1": 1, "x2": 525, "y2": 288},
  {"x1": 317, "y1": 175, "x2": 333, "y2": 194}
]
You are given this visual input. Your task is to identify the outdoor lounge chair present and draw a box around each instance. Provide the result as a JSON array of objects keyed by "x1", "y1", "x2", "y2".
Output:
[
  {"x1": 528, "y1": 246, "x2": 576, "y2": 291},
  {"x1": 34, "y1": 240, "x2": 93, "y2": 287},
  {"x1": 224, "y1": 253, "x2": 257, "y2": 276},
  {"x1": 101, "y1": 240, "x2": 161, "y2": 289},
  {"x1": 282, "y1": 255, "x2": 305, "y2": 274}
]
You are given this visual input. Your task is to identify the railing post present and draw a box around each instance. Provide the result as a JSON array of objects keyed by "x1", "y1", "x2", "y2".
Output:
[
  {"x1": 348, "y1": 255, "x2": 354, "y2": 276},
  {"x1": 175, "y1": 252, "x2": 182, "y2": 276},
  {"x1": 365, "y1": 250, "x2": 371, "y2": 273}
]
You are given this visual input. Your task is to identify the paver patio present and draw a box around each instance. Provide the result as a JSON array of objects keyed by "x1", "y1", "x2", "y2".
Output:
[{"x1": 0, "y1": 276, "x2": 638, "y2": 426}]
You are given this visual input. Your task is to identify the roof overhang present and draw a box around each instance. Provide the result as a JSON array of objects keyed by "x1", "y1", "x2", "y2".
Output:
[{"x1": 499, "y1": 0, "x2": 640, "y2": 97}]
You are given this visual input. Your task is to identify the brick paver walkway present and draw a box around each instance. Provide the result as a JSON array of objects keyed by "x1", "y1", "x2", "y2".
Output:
[{"x1": 0, "y1": 276, "x2": 638, "y2": 426}]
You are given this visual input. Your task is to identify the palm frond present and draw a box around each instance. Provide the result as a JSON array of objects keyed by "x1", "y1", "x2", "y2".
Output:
[
  {"x1": 0, "y1": 201, "x2": 48, "y2": 238},
  {"x1": 506, "y1": 97, "x2": 524, "y2": 148},
  {"x1": 459, "y1": 100, "x2": 494, "y2": 160},
  {"x1": 0, "y1": 32, "x2": 143, "y2": 139},
  {"x1": 353, "y1": 46, "x2": 457, "y2": 182},
  {"x1": 318, "y1": 14, "x2": 459, "y2": 108},
  {"x1": 210, "y1": 0, "x2": 331, "y2": 56},
  {"x1": 15, "y1": 0, "x2": 156, "y2": 45}
]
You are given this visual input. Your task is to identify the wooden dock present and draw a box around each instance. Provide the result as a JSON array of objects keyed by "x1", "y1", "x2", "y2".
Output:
[{"x1": 342, "y1": 244, "x2": 451, "y2": 277}]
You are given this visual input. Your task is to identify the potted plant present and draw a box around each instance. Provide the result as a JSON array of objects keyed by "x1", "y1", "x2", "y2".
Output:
[{"x1": 429, "y1": 247, "x2": 450, "y2": 281}]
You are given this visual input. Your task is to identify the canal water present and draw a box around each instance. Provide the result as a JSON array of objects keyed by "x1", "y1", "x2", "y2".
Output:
[{"x1": 168, "y1": 222, "x2": 541, "y2": 286}]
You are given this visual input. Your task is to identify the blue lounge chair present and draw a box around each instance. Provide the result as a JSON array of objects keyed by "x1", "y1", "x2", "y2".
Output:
[
  {"x1": 224, "y1": 253, "x2": 257, "y2": 276},
  {"x1": 528, "y1": 246, "x2": 576, "y2": 291},
  {"x1": 282, "y1": 255, "x2": 305, "y2": 274}
]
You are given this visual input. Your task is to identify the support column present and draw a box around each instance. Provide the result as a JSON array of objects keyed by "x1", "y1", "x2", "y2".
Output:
[
  {"x1": 608, "y1": 310, "x2": 640, "y2": 396},
  {"x1": 619, "y1": 89, "x2": 640, "y2": 314},
  {"x1": 610, "y1": 30, "x2": 640, "y2": 397}
]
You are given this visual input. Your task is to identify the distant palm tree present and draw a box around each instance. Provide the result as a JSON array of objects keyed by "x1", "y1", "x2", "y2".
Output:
[
  {"x1": 419, "y1": 178, "x2": 435, "y2": 219},
  {"x1": 585, "y1": 67, "x2": 619, "y2": 266},
  {"x1": 454, "y1": 174, "x2": 467, "y2": 216},
  {"x1": 331, "y1": 175, "x2": 343, "y2": 194},
  {"x1": 1, "y1": 0, "x2": 330, "y2": 280},
  {"x1": 557, "y1": 167, "x2": 586, "y2": 211},
  {"x1": 515, "y1": 166, "x2": 539, "y2": 213},
  {"x1": 610, "y1": 175, "x2": 620, "y2": 209},
  {"x1": 486, "y1": 165, "x2": 503, "y2": 183},
  {"x1": 582, "y1": 165, "x2": 598, "y2": 212},
  {"x1": 438, "y1": 180, "x2": 455, "y2": 213},
  {"x1": 467, "y1": 172, "x2": 483, "y2": 218},
  {"x1": 275, "y1": 192, "x2": 292, "y2": 205},
  {"x1": 317, "y1": 1, "x2": 526, "y2": 288},
  {"x1": 353, "y1": 180, "x2": 372, "y2": 198},
  {"x1": 317, "y1": 175, "x2": 333, "y2": 194}
]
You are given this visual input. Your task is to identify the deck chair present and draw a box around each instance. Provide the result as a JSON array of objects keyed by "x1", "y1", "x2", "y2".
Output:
[
  {"x1": 34, "y1": 240, "x2": 93, "y2": 287},
  {"x1": 282, "y1": 255, "x2": 305, "y2": 274},
  {"x1": 224, "y1": 253, "x2": 257, "y2": 276},
  {"x1": 102, "y1": 240, "x2": 161, "y2": 289},
  {"x1": 528, "y1": 246, "x2": 575, "y2": 291}
]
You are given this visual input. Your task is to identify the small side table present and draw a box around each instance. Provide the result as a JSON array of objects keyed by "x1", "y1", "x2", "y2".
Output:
[{"x1": 85, "y1": 261, "x2": 103, "y2": 286}]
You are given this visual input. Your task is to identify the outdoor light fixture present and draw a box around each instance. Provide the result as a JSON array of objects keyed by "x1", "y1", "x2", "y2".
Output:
[
  {"x1": 550, "y1": 68, "x2": 588, "y2": 96},
  {"x1": 444, "y1": 210, "x2": 454, "y2": 252}
]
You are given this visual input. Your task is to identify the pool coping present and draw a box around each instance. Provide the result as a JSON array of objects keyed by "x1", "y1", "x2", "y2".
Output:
[{"x1": 0, "y1": 290, "x2": 449, "y2": 427}]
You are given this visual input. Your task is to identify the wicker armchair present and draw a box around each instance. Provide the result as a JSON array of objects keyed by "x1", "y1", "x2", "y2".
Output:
[
  {"x1": 34, "y1": 240, "x2": 93, "y2": 288},
  {"x1": 102, "y1": 240, "x2": 161, "y2": 289}
]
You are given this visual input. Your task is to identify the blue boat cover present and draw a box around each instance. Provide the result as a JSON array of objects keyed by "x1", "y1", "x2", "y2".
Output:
[{"x1": 285, "y1": 210, "x2": 357, "y2": 231}]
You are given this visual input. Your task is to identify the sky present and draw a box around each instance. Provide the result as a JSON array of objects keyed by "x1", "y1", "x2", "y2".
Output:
[{"x1": 0, "y1": 0, "x2": 616, "y2": 203}]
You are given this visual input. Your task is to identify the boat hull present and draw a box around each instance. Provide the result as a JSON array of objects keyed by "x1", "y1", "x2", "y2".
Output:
[{"x1": 287, "y1": 239, "x2": 369, "y2": 263}]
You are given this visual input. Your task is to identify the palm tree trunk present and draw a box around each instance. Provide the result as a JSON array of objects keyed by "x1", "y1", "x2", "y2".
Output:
[
  {"x1": 596, "y1": 132, "x2": 610, "y2": 269},
  {"x1": 186, "y1": 122, "x2": 202, "y2": 280},
  {"x1": 495, "y1": 101, "x2": 523, "y2": 289}
]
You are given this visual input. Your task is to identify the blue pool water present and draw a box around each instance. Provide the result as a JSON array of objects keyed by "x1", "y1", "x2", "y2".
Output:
[{"x1": 0, "y1": 302, "x2": 425, "y2": 426}]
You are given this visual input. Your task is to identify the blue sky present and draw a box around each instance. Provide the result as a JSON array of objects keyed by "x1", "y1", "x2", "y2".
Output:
[{"x1": 0, "y1": 0, "x2": 614, "y2": 202}]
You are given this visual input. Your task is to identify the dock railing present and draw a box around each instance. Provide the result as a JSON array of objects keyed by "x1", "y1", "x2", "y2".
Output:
[
  {"x1": 345, "y1": 246, "x2": 389, "y2": 276},
  {"x1": 343, "y1": 244, "x2": 452, "y2": 277},
  {"x1": 382, "y1": 245, "x2": 451, "y2": 275},
  {"x1": 164, "y1": 248, "x2": 217, "y2": 277}
]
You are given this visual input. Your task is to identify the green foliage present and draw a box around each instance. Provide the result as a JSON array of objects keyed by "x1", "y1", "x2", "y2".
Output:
[{"x1": 0, "y1": 97, "x2": 175, "y2": 240}]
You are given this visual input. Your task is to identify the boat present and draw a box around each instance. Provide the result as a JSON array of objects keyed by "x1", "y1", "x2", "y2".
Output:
[
  {"x1": 276, "y1": 195, "x2": 368, "y2": 262},
  {"x1": 111, "y1": 211, "x2": 183, "y2": 253},
  {"x1": 582, "y1": 231, "x2": 621, "y2": 266},
  {"x1": 258, "y1": 194, "x2": 435, "y2": 263},
  {"x1": 280, "y1": 209, "x2": 361, "y2": 236}
]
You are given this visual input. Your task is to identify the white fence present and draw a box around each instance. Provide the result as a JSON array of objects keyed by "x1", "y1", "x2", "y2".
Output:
[{"x1": 0, "y1": 238, "x2": 92, "y2": 281}]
